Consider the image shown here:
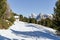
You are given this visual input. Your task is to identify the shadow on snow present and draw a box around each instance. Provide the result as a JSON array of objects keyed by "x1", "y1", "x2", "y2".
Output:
[
  {"x1": 0, "y1": 35, "x2": 11, "y2": 40},
  {"x1": 11, "y1": 29, "x2": 60, "y2": 40}
]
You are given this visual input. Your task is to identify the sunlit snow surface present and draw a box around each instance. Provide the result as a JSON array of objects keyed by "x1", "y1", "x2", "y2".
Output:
[{"x1": 0, "y1": 20, "x2": 60, "y2": 40}]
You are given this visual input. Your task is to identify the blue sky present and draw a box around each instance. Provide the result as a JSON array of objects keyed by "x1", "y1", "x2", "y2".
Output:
[{"x1": 7, "y1": 0, "x2": 57, "y2": 17}]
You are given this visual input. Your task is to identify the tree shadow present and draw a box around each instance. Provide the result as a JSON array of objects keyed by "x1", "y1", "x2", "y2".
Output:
[
  {"x1": 26, "y1": 24, "x2": 40, "y2": 29},
  {"x1": 11, "y1": 29, "x2": 60, "y2": 40},
  {"x1": 0, "y1": 35, "x2": 11, "y2": 40},
  {"x1": 26, "y1": 24, "x2": 55, "y2": 34},
  {"x1": 26, "y1": 24, "x2": 36, "y2": 27}
]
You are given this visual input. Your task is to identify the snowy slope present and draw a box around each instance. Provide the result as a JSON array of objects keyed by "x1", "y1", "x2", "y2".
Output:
[{"x1": 0, "y1": 20, "x2": 60, "y2": 40}]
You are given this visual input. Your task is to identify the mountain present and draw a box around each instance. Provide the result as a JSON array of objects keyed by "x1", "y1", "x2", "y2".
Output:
[
  {"x1": 36, "y1": 13, "x2": 53, "y2": 21},
  {"x1": 29, "y1": 13, "x2": 37, "y2": 18},
  {"x1": 0, "y1": 20, "x2": 60, "y2": 40},
  {"x1": 29, "y1": 13, "x2": 53, "y2": 21},
  {"x1": 36, "y1": 13, "x2": 43, "y2": 21}
]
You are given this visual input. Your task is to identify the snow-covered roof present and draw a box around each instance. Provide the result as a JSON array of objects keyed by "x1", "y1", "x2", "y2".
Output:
[{"x1": 14, "y1": 16, "x2": 19, "y2": 18}]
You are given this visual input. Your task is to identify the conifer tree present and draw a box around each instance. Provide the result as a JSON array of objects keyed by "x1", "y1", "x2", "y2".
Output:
[
  {"x1": 19, "y1": 15, "x2": 23, "y2": 21},
  {"x1": 54, "y1": 0, "x2": 60, "y2": 31},
  {"x1": 0, "y1": 0, "x2": 15, "y2": 29},
  {"x1": 0, "y1": 0, "x2": 7, "y2": 19}
]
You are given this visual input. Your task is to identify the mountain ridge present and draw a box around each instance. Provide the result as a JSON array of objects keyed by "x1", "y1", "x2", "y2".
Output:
[{"x1": 29, "y1": 13, "x2": 53, "y2": 21}]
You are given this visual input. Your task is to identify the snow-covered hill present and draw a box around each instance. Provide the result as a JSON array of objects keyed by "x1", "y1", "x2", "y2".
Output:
[{"x1": 0, "y1": 20, "x2": 60, "y2": 40}]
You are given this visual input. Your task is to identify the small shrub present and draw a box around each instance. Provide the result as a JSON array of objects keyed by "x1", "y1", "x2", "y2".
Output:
[
  {"x1": 7, "y1": 16, "x2": 15, "y2": 24},
  {"x1": 0, "y1": 18, "x2": 13, "y2": 29},
  {"x1": 0, "y1": 19, "x2": 9, "y2": 29}
]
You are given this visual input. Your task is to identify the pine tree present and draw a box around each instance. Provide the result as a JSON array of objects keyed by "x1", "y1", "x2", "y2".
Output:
[
  {"x1": 19, "y1": 15, "x2": 23, "y2": 21},
  {"x1": 0, "y1": 0, "x2": 15, "y2": 29},
  {"x1": 0, "y1": 0, "x2": 7, "y2": 19},
  {"x1": 23, "y1": 17, "x2": 29, "y2": 22},
  {"x1": 44, "y1": 18, "x2": 52, "y2": 27},
  {"x1": 54, "y1": 0, "x2": 60, "y2": 31},
  {"x1": 28, "y1": 18, "x2": 37, "y2": 24}
]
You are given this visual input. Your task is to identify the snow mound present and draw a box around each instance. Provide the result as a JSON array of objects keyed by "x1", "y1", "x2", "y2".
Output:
[{"x1": 0, "y1": 20, "x2": 60, "y2": 40}]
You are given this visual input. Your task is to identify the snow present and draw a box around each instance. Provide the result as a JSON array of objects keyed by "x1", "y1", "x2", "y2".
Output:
[
  {"x1": 0, "y1": 20, "x2": 60, "y2": 40},
  {"x1": 36, "y1": 13, "x2": 53, "y2": 21},
  {"x1": 14, "y1": 16, "x2": 19, "y2": 18}
]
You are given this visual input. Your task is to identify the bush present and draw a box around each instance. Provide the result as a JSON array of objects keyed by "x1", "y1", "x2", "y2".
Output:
[
  {"x1": 28, "y1": 18, "x2": 37, "y2": 24},
  {"x1": 0, "y1": 19, "x2": 12, "y2": 29},
  {"x1": 0, "y1": 16, "x2": 15, "y2": 29},
  {"x1": 7, "y1": 16, "x2": 15, "y2": 24},
  {"x1": 23, "y1": 17, "x2": 29, "y2": 22},
  {"x1": 19, "y1": 15, "x2": 23, "y2": 21}
]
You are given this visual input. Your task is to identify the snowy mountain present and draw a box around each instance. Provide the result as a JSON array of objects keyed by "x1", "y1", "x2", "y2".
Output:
[
  {"x1": 29, "y1": 13, "x2": 53, "y2": 21},
  {"x1": 36, "y1": 13, "x2": 53, "y2": 21},
  {"x1": 0, "y1": 20, "x2": 60, "y2": 40},
  {"x1": 29, "y1": 13, "x2": 37, "y2": 18},
  {"x1": 36, "y1": 13, "x2": 43, "y2": 21}
]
